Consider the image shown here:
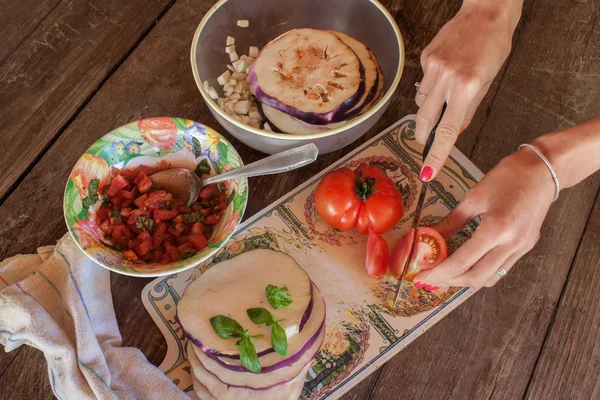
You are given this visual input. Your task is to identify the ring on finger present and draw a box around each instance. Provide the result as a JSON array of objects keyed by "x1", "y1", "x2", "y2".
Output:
[
  {"x1": 415, "y1": 81, "x2": 428, "y2": 97},
  {"x1": 497, "y1": 267, "x2": 508, "y2": 278}
]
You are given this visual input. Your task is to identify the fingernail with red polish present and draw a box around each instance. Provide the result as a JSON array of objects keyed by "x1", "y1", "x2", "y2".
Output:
[
  {"x1": 425, "y1": 285, "x2": 440, "y2": 291},
  {"x1": 420, "y1": 166, "x2": 433, "y2": 182},
  {"x1": 414, "y1": 281, "x2": 426, "y2": 288}
]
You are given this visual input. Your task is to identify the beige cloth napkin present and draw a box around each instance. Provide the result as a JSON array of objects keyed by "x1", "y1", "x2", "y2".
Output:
[{"x1": 0, "y1": 234, "x2": 189, "y2": 400}]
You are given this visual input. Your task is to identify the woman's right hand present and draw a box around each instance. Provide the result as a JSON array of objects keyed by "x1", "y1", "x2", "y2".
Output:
[{"x1": 415, "y1": 0, "x2": 523, "y2": 181}]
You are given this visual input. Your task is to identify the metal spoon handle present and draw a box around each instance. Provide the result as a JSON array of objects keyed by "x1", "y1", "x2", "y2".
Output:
[{"x1": 202, "y1": 143, "x2": 319, "y2": 186}]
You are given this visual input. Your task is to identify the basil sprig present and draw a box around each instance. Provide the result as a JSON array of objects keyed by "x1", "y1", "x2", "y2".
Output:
[
  {"x1": 82, "y1": 179, "x2": 101, "y2": 209},
  {"x1": 265, "y1": 284, "x2": 293, "y2": 309},
  {"x1": 209, "y1": 315, "x2": 262, "y2": 373},
  {"x1": 247, "y1": 308, "x2": 288, "y2": 356}
]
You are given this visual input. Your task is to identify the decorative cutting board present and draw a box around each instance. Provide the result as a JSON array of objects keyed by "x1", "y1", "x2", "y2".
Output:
[{"x1": 142, "y1": 115, "x2": 484, "y2": 399}]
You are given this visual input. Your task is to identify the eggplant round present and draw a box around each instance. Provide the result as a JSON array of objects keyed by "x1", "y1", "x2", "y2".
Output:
[
  {"x1": 187, "y1": 341, "x2": 312, "y2": 400},
  {"x1": 250, "y1": 28, "x2": 365, "y2": 124},
  {"x1": 177, "y1": 249, "x2": 313, "y2": 358},
  {"x1": 192, "y1": 326, "x2": 325, "y2": 390},
  {"x1": 329, "y1": 31, "x2": 379, "y2": 119}
]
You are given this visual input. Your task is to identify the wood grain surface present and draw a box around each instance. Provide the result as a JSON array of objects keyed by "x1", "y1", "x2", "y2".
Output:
[{"x1": 0, "y1": 0, "x2": 599, "y2": 399}]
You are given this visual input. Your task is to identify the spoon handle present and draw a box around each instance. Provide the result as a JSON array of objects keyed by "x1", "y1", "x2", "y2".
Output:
[{"x1": 202, "y1": 143, "x2": 319, "y2": 186}]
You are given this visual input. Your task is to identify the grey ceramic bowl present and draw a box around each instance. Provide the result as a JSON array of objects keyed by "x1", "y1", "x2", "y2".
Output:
[{"x1": 191, "y1": 0, "x2": 404, "y2": 155}]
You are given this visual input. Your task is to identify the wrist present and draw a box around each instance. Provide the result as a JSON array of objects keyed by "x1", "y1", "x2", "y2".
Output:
[
  {"x1": 461, "y1": 0, "x2": 523, "y2": 30},
  {"x1": 530, "y1": 135, "x2": 573, "y2": 190}
]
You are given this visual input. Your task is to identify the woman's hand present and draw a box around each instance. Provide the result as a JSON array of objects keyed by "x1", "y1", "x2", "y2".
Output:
[
  {"x1": 415, "y1": 0, "x2": 523, "y2": 181},
  {"x1": 413, "y1": 147, "x2": 556, "y2": 289}
]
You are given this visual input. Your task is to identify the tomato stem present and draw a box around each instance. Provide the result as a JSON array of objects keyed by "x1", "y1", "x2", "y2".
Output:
[{"x1": 354, "y1": 172, "x2": 377, "y2": 201}]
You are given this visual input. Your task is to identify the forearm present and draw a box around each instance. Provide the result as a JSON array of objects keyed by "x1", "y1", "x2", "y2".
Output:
[{"x1": 531, "y1": 117, "x2": 600, "y2": 190}]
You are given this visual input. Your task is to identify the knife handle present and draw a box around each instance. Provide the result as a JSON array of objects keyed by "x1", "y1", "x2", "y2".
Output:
[{"x1": 422, "y1": 103, "x2": 447, "y2": 163}]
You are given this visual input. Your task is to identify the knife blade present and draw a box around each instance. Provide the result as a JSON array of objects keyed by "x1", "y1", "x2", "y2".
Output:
[{"x1": 392, "y1": 104, "x2": 447, "y2": 308}]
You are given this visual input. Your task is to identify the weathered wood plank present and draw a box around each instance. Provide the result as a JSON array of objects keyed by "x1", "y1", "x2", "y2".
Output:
[
  {"x1": 369, "y1": 0, "x2": 600, "y2": 398},
  {"x1": 0, "y1": 345, "x2": 54, "y2": 400},
  {"x1": 0, "y1": 0, "x2": 61, "y2": 63},
  {"x1": 0, "y1": 0, "x2": 173, "y2": 200},
  {"x1": 524, "y1": 191, "x2": 600, "y2": 399}
]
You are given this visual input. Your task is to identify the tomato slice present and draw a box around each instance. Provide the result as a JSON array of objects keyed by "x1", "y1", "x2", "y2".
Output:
[
  {"x1": 389, "y1": 228, "x2": 415, "y2": 278},
  {"x1": 365, "y1": 229, "x2": 389, "y2": 280},
  {"x1": 391, "y1": 227, "x2": 448, "y2": 282}
]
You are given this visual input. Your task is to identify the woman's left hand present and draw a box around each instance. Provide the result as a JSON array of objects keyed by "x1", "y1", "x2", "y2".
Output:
[{"x1": 413, "y1": 146, "x2": 556, "y2": 289}]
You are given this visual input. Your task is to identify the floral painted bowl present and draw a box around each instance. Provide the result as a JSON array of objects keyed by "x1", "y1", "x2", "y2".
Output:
[{"x1": 63, "y1": 117, "x2": 248, "y2": 277}]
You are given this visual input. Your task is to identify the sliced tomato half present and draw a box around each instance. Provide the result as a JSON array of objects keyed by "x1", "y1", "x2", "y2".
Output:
[
  {"x1": 366, "y1": 229, "x2": 389, "y2": 280},
  {"x1": 389, "y1": 227, "x2": 448, "y2": 282}
]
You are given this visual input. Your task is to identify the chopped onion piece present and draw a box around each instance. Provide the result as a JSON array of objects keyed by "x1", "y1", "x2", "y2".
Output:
[
  {"x1": 240, "y1": 115, "x2": 252, "y2": 124},
  {"x1": 248, "y1": 109, "x2": 262, "y2": 120},
  {"x1": 263, "y1": 122, "x2": 273, "y2": 131},
  {"x1": 249, "y1": 118, "x2": 262, "y2": 128},
  {"x1": 217, "y1": 71, "x2": 231, "y2": 86},
  {"x1": 241, "y1": 91, "x2": 251, "y2": 100},
  {"x1": 232, "y1": 59, "x2": 246, "y2": 73},
  {"x1": 227, "y1": 78, "x2": 237, "y2": 86},
  {"x1": 225, "y1": 87, "x2": 234, "y2": 97},
  {"x1": 237, "y1": 20, "x2": 249, "y2": 28},
  {"x1": 234, "y1": 100, "x2": 251, "y2": 114},
  {"x1": 249, "y1": 46, "x2": 259, "y2": 57},
  {"x1": 231, "y1": 72, "x2": 247, "y2": 81},
  {"x1": 227, "y1": 64, "x2": 234, "y2": 72},
  {"x1": 234, "y1": 82, "x2": 244, "y2": 94},
  {"x1": 240, "y1": 55, "x2": 255, "y2": 64},
  {"x1": 231, "y1": 114, "x2": 241, "y2": 121},
  {"x1": 203, "y1": 80, "x2": 210, "y2": 91},
  {"x1": 229, "y1": 93, "x2": 242, "y2": 101},
  {"x1": 207, "y1": 86, "x2": 219, "y2": 100},
  {"x1": 225, "y1": 45, "x2": 235, "y2": 54},
  {"x1": 225, "y1": 102, "x2": 235, "y2": 114},
  {"x1": 229, "y1": 51, "x2": 239, "y2": 62},
  {"x1": 226, "y1": 36, "x2": 235, "y2": 45}
]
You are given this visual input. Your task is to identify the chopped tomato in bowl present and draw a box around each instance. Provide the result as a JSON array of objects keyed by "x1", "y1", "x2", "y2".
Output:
[{"x1": 96, "y1": 166, "x2": 228, "y2": 264}]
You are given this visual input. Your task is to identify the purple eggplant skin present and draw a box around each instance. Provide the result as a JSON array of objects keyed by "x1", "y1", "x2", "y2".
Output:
[
  {"x1": 340, "y1": 69, "x2": 379, "y2": 120},
  {"x1": 249, "y1": 57, "x2": 366, "y2": 125}
]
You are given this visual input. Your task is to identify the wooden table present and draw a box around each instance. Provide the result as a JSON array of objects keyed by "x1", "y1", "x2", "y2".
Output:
[{"x1": 1, "y1": 0, "x2": 599, "y2": 398}]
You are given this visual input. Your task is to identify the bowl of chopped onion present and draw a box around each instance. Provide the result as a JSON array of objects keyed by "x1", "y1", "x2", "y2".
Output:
[{"x1": 190, "y1": 0, "x2": 404, "y2": 155}]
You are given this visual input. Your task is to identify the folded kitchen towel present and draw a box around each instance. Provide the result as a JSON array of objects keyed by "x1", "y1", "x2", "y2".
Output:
[{"x1": 0, "y1": 234, "x2": 189, "y2": 400}]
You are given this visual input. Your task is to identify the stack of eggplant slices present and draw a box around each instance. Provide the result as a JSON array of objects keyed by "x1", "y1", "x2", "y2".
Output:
[
  {"x1": 208, "y1": 28, "x2": 384, "y2": 134},
  {"x1": 177, "y1": 249, "x2": 326, "y2": 399}
]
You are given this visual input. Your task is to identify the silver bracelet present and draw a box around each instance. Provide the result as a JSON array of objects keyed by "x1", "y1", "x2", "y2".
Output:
[{"x1": 518, "y1": 144, "x2": 560, "y2": 202}]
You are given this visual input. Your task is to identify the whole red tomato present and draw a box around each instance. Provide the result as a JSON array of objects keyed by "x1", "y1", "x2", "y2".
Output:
[{"x1": 314, "y1": 164, "x2": 404, "y2": 234}]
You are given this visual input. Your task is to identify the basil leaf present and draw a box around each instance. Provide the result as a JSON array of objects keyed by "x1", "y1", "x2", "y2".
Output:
[
  {"x1": 181, "y1": 212, "x2": 204, "y2": 224},
  {"x1": 195, "y1": 159, "x2": 211, "y2": 177},
  {"x1": 271, "y1": 322, "x2": 288, "y2": 356},
  {"x1": 109, "y1": 210, "x2": 121, "y2": 221},
  {"x1": 238, "y1": 336, "x2": 261, "y2": 373},
  {"x1": 209, "y1": 315, "x2": 244, "y2": 339},
  {"x1": 82, "y1": 196, "x2": 97, "y2": 209},
  {"x1": 217, "y1": 183, "x2": 226, "y2": 193},
  {"x1": 199, "y1": 201, "x2": 210, "y2": 208},
  {"x1": 135, "y1": 216, "x2": 155, "y2": 232},
  {"x1": 246, "y1": 308, "x2": 273, "y2": 325},
  {"x1": 211, "y1": 198, "x2": 220, "y2": 208},
  {"x1": 88, "y1": 179, "x2": 100, "y2": 197},
  {"x1": 265, "y1": 284, "x2": 293, "y2": 309}
]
